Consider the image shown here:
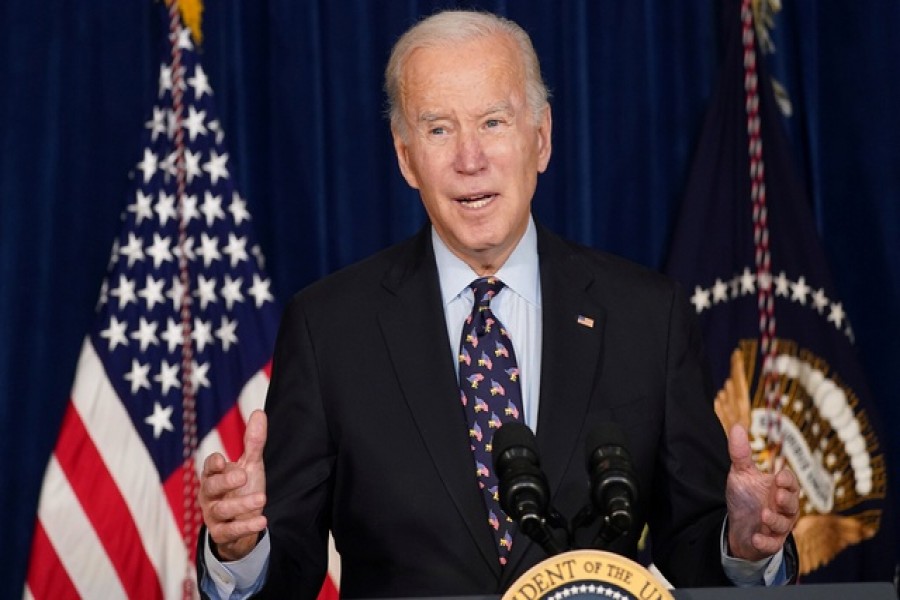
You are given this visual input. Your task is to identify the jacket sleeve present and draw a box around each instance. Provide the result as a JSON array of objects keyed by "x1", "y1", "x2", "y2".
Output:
[
  {"x1": 649, "y1": 282, "x2": 733, "y2": 587},
  {"x1": 255, "y1": 295, "x2": 334, "y2": 598}
]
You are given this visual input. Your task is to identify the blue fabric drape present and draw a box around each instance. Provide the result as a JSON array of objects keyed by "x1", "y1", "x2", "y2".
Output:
[{"x1": 1, "y1": 1, "x2": 897, "y2": 594}]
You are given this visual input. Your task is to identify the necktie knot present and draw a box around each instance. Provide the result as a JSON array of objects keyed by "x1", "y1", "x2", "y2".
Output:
[
  {"x1": 471, "y1": 276, "x2": 505, "y2": 306},
  {"x1": 469, "y1": 277, "x2": 505, "y2": 336}
]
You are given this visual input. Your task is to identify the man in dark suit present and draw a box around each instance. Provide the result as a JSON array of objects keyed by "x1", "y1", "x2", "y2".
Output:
[{"x1": 198, "y1": 10, "x2": 800, "y2": 598}]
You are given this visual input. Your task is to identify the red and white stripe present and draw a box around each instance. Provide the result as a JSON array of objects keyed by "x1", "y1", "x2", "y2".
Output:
[{"x1": 25, "y1": 339, "x2": 341, "y2": 598}]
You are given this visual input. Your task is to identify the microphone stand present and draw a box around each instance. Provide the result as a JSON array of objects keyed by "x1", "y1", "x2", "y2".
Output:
[
  {"x1": 570, "y1": 504, "x2": 630, "y2": 550},
  {"x1": 517, "y1": 505, "x2": 570, "y2": 556}
]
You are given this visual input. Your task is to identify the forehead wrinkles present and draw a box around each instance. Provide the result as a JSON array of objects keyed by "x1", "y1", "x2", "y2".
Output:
[{"x1": 399, "y1": 36, "x2": 526, "y2": 120}]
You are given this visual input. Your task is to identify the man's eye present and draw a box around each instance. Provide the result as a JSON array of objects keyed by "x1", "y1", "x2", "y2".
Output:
[
  {"x1": 429, "y1": 126, "x2": 446, "y2": 136},
  {"x1": 485, "y1": 119, "x2": 501, "y2": 128}
]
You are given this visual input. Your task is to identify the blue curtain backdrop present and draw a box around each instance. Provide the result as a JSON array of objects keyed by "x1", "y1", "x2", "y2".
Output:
[{"x1": 1, "y1": 1, "x2": 897, "y2": 595}]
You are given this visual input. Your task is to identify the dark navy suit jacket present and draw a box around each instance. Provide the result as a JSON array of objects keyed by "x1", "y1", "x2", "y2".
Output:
[{"x1": 202, "y1": 222, "x2": 764, "y2": 597}]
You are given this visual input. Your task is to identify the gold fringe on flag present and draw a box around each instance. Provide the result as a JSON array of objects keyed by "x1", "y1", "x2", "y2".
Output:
[{"x1": 165, "y1": 0, "x2": 204, "y2": 45}]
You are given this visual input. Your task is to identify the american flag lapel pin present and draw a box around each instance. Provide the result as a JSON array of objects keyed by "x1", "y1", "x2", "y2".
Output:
[{"x1": 576, "y1": 314, "x2": 595, "y2": 328}]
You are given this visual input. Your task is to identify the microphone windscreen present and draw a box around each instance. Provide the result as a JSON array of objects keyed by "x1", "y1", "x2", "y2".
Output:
[
  {"x1": 585, "y1": 422, "x2": 627, "y2": 457},
  {"x1": 492, "y1": 422, "x2": 536, "y2": 458}
]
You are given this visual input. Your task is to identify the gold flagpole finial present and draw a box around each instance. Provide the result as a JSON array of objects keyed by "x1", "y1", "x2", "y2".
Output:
[{"x1": 166, "y1": 0, "x2": 204, "y2": 45}]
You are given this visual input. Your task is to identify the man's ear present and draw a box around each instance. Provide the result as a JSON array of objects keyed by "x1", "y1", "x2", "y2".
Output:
[
  {"x1": 392, "y1": 127, "x2": 420, "y2": 190},
  {"x1": 536, "y1": 105, "x2": 553, "y2": 174}
]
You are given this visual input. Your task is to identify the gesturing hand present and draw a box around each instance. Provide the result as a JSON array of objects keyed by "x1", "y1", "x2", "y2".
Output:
[
  {"x1": 199, "y1": 409, "x2": 269, "y2": 561},
  {"x1": 725, "y1": 423, "x2": 800, "y2": 561}
]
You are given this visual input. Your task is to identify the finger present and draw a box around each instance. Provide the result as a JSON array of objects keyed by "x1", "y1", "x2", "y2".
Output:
[
  {"x1": 761, "y1": 508, "x2": 796, "y2": 536},
  {"x1": 201, "y1": 452, "x2": 227, "y2": 479},
  {"x1": 751, "y1": 531, "x2": 785, "y2": 557},
  {"x1": 208, "y1": 492, "x2": 267, "y2": 524},
  {"x1": 202, "y1": 466, "x2": 248, "y2": 500},
  {"x1": 240, "y1": 410, "x2": 268, "y2": 466},
  {"x1": 208, "y1": 514, "x2": 268, "y2": 546},
  {"x1": 775, "y1": 466, "x2": 799, "y2": 492},
  {"x1": 727, "y1": 423, "x2": 755, "y2": 473},
  {"x1": 772, "y1": 486, "x2": 800, "y2": 518}
]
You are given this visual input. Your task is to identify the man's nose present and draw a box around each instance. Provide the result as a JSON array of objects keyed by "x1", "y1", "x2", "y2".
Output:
[{"x1": 453, "y1": 131, "x2": 488, "y2": 174}]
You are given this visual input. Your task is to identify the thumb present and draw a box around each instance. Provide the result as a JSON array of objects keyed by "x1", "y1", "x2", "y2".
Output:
[
  {"x1": 728, "y1": 423, "x2": 755, "y2": 473},
  {"x1": 240, "y1": 409, "x2": 268, "y2": 466}
]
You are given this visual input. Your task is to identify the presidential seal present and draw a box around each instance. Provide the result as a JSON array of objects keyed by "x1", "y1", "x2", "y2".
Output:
[{"x1": 502, "y1": 550, "x2": 673, "y2": 600}]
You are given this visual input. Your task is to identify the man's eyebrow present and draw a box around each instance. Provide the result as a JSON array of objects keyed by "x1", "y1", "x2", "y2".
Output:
[
  {"x1": 481, "y1": 102, "x2": 514, "y2": 117},
  {"x1": 415, "y1": 103, "x2": 514, "y2": 125},
  {"x1": 418, "y1": 112, "x2": 446, "y2": 123}
]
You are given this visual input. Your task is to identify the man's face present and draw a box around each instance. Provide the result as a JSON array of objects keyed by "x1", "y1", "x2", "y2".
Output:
[{"x1": 392, "y1": 33, "x2": 552, "y2": 275}]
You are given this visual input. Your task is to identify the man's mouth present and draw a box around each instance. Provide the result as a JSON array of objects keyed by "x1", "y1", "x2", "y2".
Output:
[{"x1": 455, "y1": 193, "x2": 497, "y2": 208}]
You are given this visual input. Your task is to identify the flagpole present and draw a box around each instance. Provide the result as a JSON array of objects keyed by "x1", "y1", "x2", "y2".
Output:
[
  {"x1": 741, "y1": 0, "x2": 782, "y2": 469},
  {"x1": 166, "y1": 1, "x2": 201, "y2": 597}
]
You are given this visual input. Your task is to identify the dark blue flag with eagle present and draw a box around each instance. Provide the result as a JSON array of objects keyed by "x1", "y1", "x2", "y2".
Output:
[{"x1": 665, "y1": 0, "x2": 897, "y2": 583}]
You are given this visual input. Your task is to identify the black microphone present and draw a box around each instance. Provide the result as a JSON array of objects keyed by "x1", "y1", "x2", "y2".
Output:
[
  {"x1": 492, "y1": 422, "x2": 568, "y2": 556},
  {"x1": 585, "y1": 423, "x2": 638, "y2": 547}
]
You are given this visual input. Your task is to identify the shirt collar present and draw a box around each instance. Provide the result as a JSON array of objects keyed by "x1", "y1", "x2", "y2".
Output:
[{"x1": 432, "y1": 217, "x2": 540, "y2": 307}]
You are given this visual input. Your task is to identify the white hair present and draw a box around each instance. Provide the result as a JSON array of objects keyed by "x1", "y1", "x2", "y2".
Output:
[{"x1": 384, "y1": 10, "x2": 550, "y2": 138}]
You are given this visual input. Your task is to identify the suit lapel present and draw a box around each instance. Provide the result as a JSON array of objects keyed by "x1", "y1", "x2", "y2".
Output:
[
  {"x1": 504, "y1": 225, "x2": 607, "y2": 577},
  {"x1": 535, "y1": 227, "x2": 606, "y2": 494},
  {"x1": 376, "y1": 229, "x2": 502, "y2": 576}
]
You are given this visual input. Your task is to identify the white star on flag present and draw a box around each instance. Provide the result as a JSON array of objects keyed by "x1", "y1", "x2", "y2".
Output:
[
  {"x1": 223, "y1": 233, "x2": 249, "y2": 267},
  {"x1": 136, "y1": 148, "x2": 158, "y2": 183},
  {"x1": 201, "y1": 190, "x2": 225, "y2": 226},
  {"x1": 119, "y1": 232, "x2": 145, "y2": 268},
  {"x1": 144, "y1": 401, "x2": 175, "y2": 439},
  {"x1": 203, "y1": 149, "x2": 229, "y2": 184},
  {"x1": 138, "y1": 274, "x2": 167, "y2": 310},
  {"x1": 129, "y1": 190, "x2": 155, "y2": 224}
]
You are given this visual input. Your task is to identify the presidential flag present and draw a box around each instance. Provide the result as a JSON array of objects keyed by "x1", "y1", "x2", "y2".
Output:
[
  {"x1": 666, "y1": 0, "x2": 896, "y2": 582},
  {"x1": 23, "y1": 5, "x2": 283, "y2": 597}
]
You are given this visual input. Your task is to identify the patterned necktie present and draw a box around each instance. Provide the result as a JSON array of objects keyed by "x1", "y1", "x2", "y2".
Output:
[{"x1": 458, "y1": 276, "x2": 525, "y2": 565}]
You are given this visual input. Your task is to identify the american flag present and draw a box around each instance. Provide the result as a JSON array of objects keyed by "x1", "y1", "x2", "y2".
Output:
[{"x1": 23, "y1": 9, "x2": 284, "y2": 598}]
